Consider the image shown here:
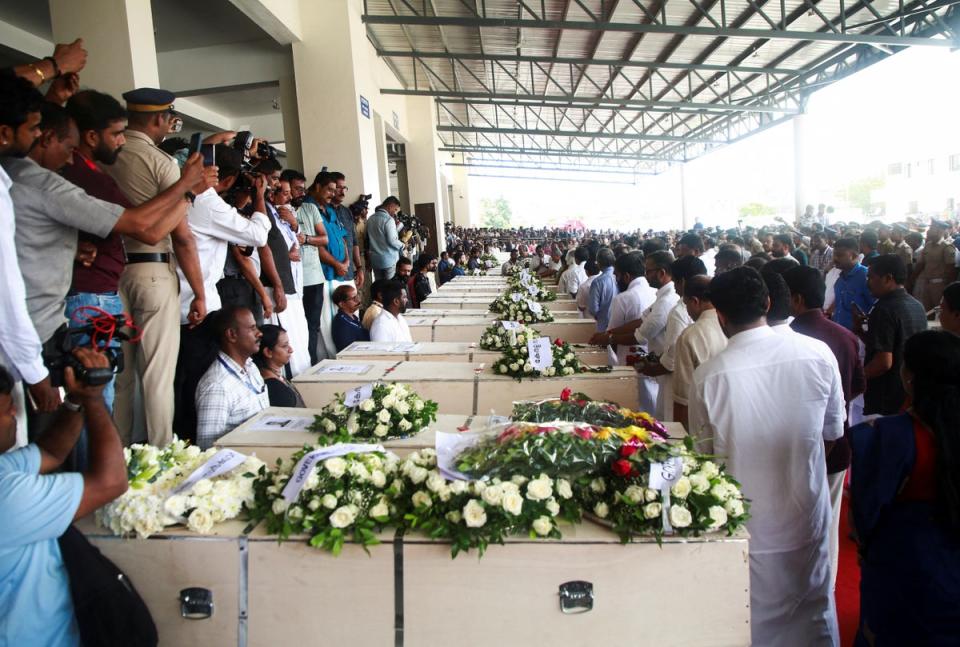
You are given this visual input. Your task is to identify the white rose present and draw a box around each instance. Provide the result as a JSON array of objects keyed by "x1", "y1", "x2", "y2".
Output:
[
  {"x1": 370, "y1": 470, "x2": 387, "y2": 488},
  {"x1": 532, "y1": 515, "x2": 553, "y2": 536},
  {"x1": 191, "y1": 479, "x2": 213, "y2": 497},
  {"x1": 374, "y1": 424, "x2": 390, "y2": 437},
  {"x1": 509, "y1": 362, "x2": 519, "y2": 371},
  {"x1": 463, "y1": 500, "x2": 487, "y2": 528},
  {"x1": 329, "y1": 505, "x2": 357, "y2": 529},
  {"x1": 304, "y1": 471, "x2": 320, "y2": 491},
  {"x1": 271, "y1": 499, "x2": 289, "y2": 515},
  {"x1": 525, "y1": 476, "x2": 553, "y2": 501},
  {"x1": 546, "y1": 499, "x2": 560, "y2": 516},
  {"x1": 413, "y1": 400, "x2": 424, "y2": 412},
  {"x1": 710, "y1": 482, "x2": 731, "y2": 501},
  {"x1": 382, "y1": 395, "x2": 396, "y2": 408},
  {"x1": 566, "y1": 353, "x2": 574, "y2": 361},
  {"x1": 187, "y1": 507, "x2": 215, "y2": 534},
  {"x1": 411, "y1": 490, "x2": 433, "y2": 508},
  {"x1": 445, "y1": 511, "x2": 462, "y2": 524},
  {"x1": 690, "y1": 473, "x2": 711, "y2": 495},
  {"x1": 643, "y1": 502, "x2": 662, "y2": 519},
  {"x1": 426, "y1": 471, "x2": 447, "y2": 493},
  {"x1": 671, "y1": 477, "x2": 691, "y2": 498},
  {"x1": 449, "y1": 479, "x2": 468, "y2": 495},
  {"x1": 481, "y1": 484, "x2": 503, "y2": 506},
  {"x1": 700, "y1": 461, "x2": 720, "y2": 479},
  {"x1": 500, "y1": 481, "x2": 520, "y2": 496},
  {"x1": 668, "y1": 504, "x2": 692, "y2": 528},
  {"x1": 624, "y1": 485, "x2": 645, "y2": 504},
  {"x1": 644, "y1": 488, "x2": 659, "y2": 502},
  {"x1": 682, "y1": 455, "x2": 699, "y2": 475},
  {"x1": 346, "y1": 414, "x2": 359, "y2": 434},
  {"x1": 511, "y1": 474, "x2": 528, "y2": 486},
  {"x1": 707, "y1": 505, "x2": 728, "y2": 529},
  {"x1": 287, "y1": 505, "x2": 304, "y2": 521},
  {"x1": 556, "y1": 479, "x2": 573, "y2": 500},
  {"x1": 593, "y1": 502, "x2": 610, "y2": 519},
  {"x1": 498, "y1": 364, "x2": 509, "y2": 374},
  {"x1": 370, "y1": 501, "x2": 390, "y2": 520},
  {"x1": 590, "y1": 478, "x2": 607, "y2": 494},
  {"x1": 322, "y1": 418, "x2": 337, "y2": 433},
  {"x1": 163, "y1": 495, "x2": 188, "y2": 519},
  {"x1": 360, "y1": 399, "x2": 375, "y2": 412},
  {"x1": 408, "y1": 466, "x2": 429, "y2": 484},
  {"x1": 395, "y1": 402, "x2": 410, "y2": 415},
  {"x1": 307, "y1": 497, "x2": 322, "y2": 511},
  {"x1": 724, "y1": 498, "x2": 745, "y2": 518},
  {"x1": 398, "y1": 419, "x2": 413, "y2": 432},
  {"x1": 563, "y1": 367, "x2": 574, "y2": 375},
  {"x1": 322, "y1": 494, "x2": 338, "y2": 509},
  {"x1": 324, "y1": 457, "x2": 347, "y2": 478},
  {"x1": 523, "y1": 363, "x2": 533, "y2": 372},
  {"x1": 501, "y1": 492, "x2": 524, "y2": 516},
  {"x1": 377, "y1": 409, "x2": 392, "y2": 424}
]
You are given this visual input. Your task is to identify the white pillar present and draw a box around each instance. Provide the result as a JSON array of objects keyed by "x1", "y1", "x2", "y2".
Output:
[
  {"x1": 279, "y1": 74, "x2": 304, "y2": 173},
  {"x1": 405, "y1": 95, "x2": 446, "y2": 255},
  {"x1": 793, "y1": 113, "x2": 807, "y2": 223},
  {"x1": 49, "y1": 0, "x2": 159, "y2": 98},
  {"x1": 680, "y1": 163, "x2": 692, "y2": 230},
  {"x1": 450, "y1": 163, "x2": 472, "y2": 225}
]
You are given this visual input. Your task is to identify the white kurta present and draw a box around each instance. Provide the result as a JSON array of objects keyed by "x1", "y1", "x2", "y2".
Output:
[
  {"x1": 575, "y1": 274, "x2": 598, "y2": 317},
  {"x1": 656, "y1": 299, "x2": 693, "y2": 421},
  {"x1": 689, "y1": 326, "x2": 844, "y2": 647},
  {"x1": 264, "y1": 207, "x2": 311, "y2": 377},
  {"x1": 370, "y1": 310, "x2": 413, "y2": 343},
  {"x1": 633, "y1": 282, "x2": 680, "y2": 415},
  {"x1": 606, "y1": 276, "x2": 656, "y2": 365}
]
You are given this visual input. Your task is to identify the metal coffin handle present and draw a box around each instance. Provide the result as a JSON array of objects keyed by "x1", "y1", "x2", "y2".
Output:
[{"x1": 558, "y1": 580, "x2": 594, "y2": 614}]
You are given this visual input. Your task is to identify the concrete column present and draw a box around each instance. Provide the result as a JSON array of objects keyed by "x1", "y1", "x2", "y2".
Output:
[
  {"x1": 49, "y1": 0, "x2": 159, "y2": 98},
  {"x1": 679, "y1": 163, "x2": 692, "y2": 230},
  {"x1": 793, "y1": 113, "x2": 807, "y2": 223},
  {"x1": 279, "y1": 74, "x2": 304, "y2": 173},
  {"x1": 449, "y1": 163, "x2": 472, "y2": 225},
  {"x1": 404, "y1": 95, "x2": 446, "y2": 252}
]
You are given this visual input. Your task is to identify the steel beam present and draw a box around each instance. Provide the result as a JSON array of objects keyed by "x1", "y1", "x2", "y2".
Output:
[
  {"x1": 446, "y1": 162, "x2": 645, "y2": 174},
  {"x1": 438, "y1": 145, "x2": 682, "y2": 162},
  {"x1": 436, "y1": 124, "x2": 727, "y2": 143},
  {"x1": 362, "y1": 14, "x2": 958, "y2": 46},
  {"x1": 384, "y1": 89, "x2": 798, "y2": 113}
]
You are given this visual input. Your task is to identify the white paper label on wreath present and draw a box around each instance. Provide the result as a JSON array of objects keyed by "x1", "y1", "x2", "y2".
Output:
[
  {"x1": 171, "y1": 449, "x2": 247, "y2": 495},
  {"x1": 527, "y1": 300, "x2": 543, "y2": 315},
  {"x1": 251, "y1": 416, "x2": 313, "y2": 432},
  {"x1": 527, "y1": 336, "x2": 554, "y2": 370},
  {"x1": 435, "y1": 431, "x2": 480, "y2": 481},
  {"x1": 316, "y1": 363, "x2": 372, "y2": 375},
  {"x1": 648, "y1": 456, "x2": 684, "y2": 490},
  {"x1": 282, "y1": 443, "x2": 384, "y2": 502},
  {"x1": 500, "y1": 320, "x2": 522, "y2": 330},
  {"x1": 510, "y1": 292, "x2": 523, "y2": 303},
  {"x1": 344, "y1": 383, "x2": 374, "y2": 408},
  {"x1": 527, "y1": 284, "x2": 539, "y2": 296}
]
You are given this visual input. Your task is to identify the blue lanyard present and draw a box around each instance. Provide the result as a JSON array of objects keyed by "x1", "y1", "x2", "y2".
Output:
[{"x1": 217, "y1": 356, "x2": 265, "y2": 395}]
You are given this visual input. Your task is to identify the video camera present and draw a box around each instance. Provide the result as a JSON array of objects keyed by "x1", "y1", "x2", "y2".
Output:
[{"x1": 43, "y1": 314, "x2": 133, "y2": 386}]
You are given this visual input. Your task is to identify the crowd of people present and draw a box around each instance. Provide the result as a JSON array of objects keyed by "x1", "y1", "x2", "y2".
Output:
[{"x1": 1, "y1": 39, "x2": 957, "y2": 647}]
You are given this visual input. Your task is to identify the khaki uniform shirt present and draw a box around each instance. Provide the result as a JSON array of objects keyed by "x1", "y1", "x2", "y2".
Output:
[
  {"x1": 878, "y1": 239, "x2": 896, "y2": 255},
  {"x1": 919, "y1": 238, "x2": 955, "y2": 283},
  {"x1": 104, "y1": 130, "x2": 179, "y2": 253},
  {"x1": 894, "y1": 240, "x2": 913, "y2": 269}
]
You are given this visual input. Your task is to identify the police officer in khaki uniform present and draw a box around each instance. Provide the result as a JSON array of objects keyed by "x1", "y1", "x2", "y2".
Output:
[
  {"x1": 913, "y1": 219, "x2": 958, "y2": 313},
  {"x1": 105, "y1": 88, "x2": 207, "y2": 446},
  {"x1": 892, "y1": 224, "x2": 915, "y2": 276}
]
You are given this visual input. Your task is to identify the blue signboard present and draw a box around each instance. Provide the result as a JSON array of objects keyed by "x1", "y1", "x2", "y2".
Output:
[{"x1": 359, "y1": 95, "x2": 370, "y2": 119}]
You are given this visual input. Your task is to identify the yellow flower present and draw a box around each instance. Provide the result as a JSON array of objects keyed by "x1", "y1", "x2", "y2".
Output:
[
  {"x1": 613, "y1": 426, "x2": 651, "y2": 444},
  {"x1": 595, "y1": 427, "x2": 613, "y2": 440}
]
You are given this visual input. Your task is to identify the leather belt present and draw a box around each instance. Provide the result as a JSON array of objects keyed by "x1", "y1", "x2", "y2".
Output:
[{"x1": 126, "y1": 252, "x2": 170, "y2": 264}]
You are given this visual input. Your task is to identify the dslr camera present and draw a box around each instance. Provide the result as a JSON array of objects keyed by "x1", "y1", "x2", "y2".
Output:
[
  {"x1": 234, "y1": 130, "x2": 278, "y2": 168},
  {"x1": 43, "y1": 315, "x2": 131, "y2": 386}
]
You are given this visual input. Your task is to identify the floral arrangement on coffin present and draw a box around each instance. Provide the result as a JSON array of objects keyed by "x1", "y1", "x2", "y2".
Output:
[
  {"x1": 478, "y1": 321, "x2": 540, "y2": 351},
  {"x1": 503, "y1": 261, "x2": 531, "y2": 277},
  {"x1": 309, "y1": 382, "x2": 439, "y2": 444},
  {"x1": 505, "y1": 275, "x2": 557, "y2": 302},
  {"x1": 455, "y1": 420, "x2": 666, "y2": 481},
  {"x1": 479, "y1": 254, "x2": 498, "y2": 269},
  {"x1": 97, "y1": 439, "x2": 264, "y2": 538},
  {"x1": 466, "y1": 268, "x2": 488, "y2": 276},
  {"x1": 513, "y1": 389, "x2": 670, "y2": 434},
  {"x1": 401, "y1": 449, "x2": 580, "y2": 557},
  {"x1": 488, "y1": 293, "x2": 554, "y2": 323},
  {"x1": 245, "y1": 447, "x2": 402, "y2": 555},
  {"x1": 577, "y1": 437, "x2": 750, "y2": 543},
  {"x1": 492, "y1": 336, "x2": 601, "y2": 381}
]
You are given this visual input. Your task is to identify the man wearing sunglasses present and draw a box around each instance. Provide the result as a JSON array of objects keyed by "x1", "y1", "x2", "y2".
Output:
[{"x1": 105, "y1": 88, "x2": 206, "y2": 448}]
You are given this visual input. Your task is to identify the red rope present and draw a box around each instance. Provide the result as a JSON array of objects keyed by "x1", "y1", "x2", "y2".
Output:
[{"x1": 68, "y1": 305, "x2": 142, "y2": 347}]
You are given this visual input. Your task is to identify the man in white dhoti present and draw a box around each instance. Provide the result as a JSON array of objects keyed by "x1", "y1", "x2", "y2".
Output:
[{"x1": 688, "y1": 267, "x2": 844, "y2": 647}]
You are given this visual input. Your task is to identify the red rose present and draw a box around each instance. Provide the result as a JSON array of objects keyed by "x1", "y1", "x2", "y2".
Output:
[
  {"x1": 560, "y1": 387, "x2": 572, "y2": 401},
  {"x1": 611, "y1": 459, "x2": 632, "y2": 477},
  {"x1": 619, "y1": 444, "x2": 637, "y2": 458},
  {"x1": 554, "y1": 338, "x2": 565, "y2": 347}
]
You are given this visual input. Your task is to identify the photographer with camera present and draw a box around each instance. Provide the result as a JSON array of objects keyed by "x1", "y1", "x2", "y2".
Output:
[
  {"x1": 0, "y1": 348, "x2": 128, "y2": 647},
  {"x1": 368, "y1": 196, "x2": 404, "y2": 281}
]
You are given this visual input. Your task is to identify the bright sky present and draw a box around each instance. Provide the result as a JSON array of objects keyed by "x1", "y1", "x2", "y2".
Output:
[{"x1": 465, "y1": 47, "x2": 960, "y2": 231}]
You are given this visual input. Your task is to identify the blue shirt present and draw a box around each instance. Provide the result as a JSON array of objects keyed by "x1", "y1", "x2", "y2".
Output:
[
  {"x1": 320, "y1": 204, "x2": 348, "y2": 282},
  {"x1": 334, "y1": 204, "x2": 356, "y2": 280},
  {"x1": 833, "y1": 264, "x2": 876, "y2": 331},
  {"x1": 0, "y1": 444, "x2": 83, "y2": 647},
  {"x1": 588, "y1": 266, "x2": 617, "y2": 331},
  {"x1": 332, "y1": 311, "x2": 370, "y2": 353},
  {"x1": 366, "y1": 208, "x2": 404, "y2": 271}
]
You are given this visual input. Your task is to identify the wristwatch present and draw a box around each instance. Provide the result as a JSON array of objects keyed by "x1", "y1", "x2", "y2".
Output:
[{"x1": 62, "y1": 396, "x2": 83, "y2": 413}]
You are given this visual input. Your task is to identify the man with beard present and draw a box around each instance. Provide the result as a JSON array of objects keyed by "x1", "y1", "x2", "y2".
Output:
[
  {"x1": 280, "y1": 169, "x2": 306, "y2": 208},
  {"x1": 771, "y1": 233, "x2": 802, "y2": 265},
  {"x1": 370, "y1": 280, "x2": 412, "y2": 343},
  {"x1": 195, "y1": 306, "x2": 269, "y2": 449}
]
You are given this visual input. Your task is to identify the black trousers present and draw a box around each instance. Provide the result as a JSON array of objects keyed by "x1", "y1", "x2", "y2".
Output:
[
  {"x1": 216, "y1": 276, "x2": 264, "y2": 325},
  {"x1": 302, "y1": 284, "x2": 325, "y2": 365},
  {"x1": 172, "y1": 320, "x2": 220, "y2": 444}
]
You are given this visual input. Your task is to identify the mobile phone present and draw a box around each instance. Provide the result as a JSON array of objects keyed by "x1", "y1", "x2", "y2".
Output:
[
  {"x1": 200, "y1": 144, "x2": 216, "y2": 167},
  {"x1": 188, "y1": 132, "x2": 202, "y2": 156}
]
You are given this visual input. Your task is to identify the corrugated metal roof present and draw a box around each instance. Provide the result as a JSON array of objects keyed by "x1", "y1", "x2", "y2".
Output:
[{"x1": 363, "y1": 0, "x2": 958, "y2": 171}]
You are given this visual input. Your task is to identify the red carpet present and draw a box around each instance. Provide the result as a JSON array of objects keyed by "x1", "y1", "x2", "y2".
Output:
[{"x1": 836, "y1": 492, "x2": 860, "y2": 646}]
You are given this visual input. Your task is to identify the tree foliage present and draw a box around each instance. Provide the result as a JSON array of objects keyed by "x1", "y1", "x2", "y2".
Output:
[{"x1": 480, "y1": 196, "x2": 513, "y2": 228}]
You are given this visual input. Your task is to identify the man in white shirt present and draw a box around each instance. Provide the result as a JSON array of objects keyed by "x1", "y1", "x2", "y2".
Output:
[
  {"x1": 173, "y1": 146, "x2": 271, "y2": 440},
  {"x1": 557, "y1": 247, "x2": 589, "y2": 297},
  {"x1": 576, "y1": 260, "x2": 600, "y2": 316},
  {"x1": 500, "y1": 248, "x2": 521, "y2": 275},
  {"x1": 589, "y1": 251, "x2": 655, "y2": 366},
  {"x1": 688, "y1": 267, "x2": 844, "y2": 647},
  {"x1": 537, "y1": 249, "x2": 563, "y2": 279},
  {"x1": 370, "y1": 280, "x2": 413, "y2": 343},
  {"x1": 195, "y1": 306, "x2": 270, "y2": 449},
  {"x1": 671, "y1": 275, "x2": 727, "y2": 427}
]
